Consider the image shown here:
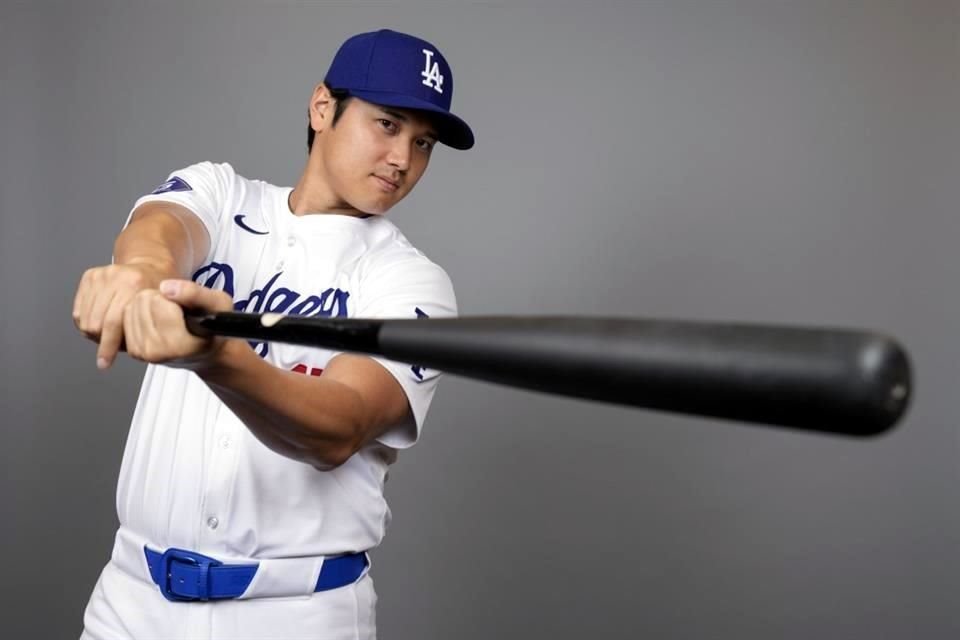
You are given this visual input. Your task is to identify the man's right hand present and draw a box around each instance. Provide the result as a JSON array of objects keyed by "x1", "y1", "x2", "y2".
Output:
[{"x1": 73, "y1": 263, "x2": 168, "y2": 369}]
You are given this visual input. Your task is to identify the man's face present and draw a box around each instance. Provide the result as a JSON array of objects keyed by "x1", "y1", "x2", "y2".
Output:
[{"x1": 318, "y1": 97, "x2": 439, "y2": 215}]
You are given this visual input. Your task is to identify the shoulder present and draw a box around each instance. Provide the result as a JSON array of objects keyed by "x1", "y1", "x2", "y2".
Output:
[
  {"x1": 352, "y1": 219, "x2": 456, "y2": 317},
  {"x1": 360, "y1": 218, "x2": 451, "y2": 282},
  {"x1": 156, "y1": 161, "x2": 271, "y2": 195},
  {"x1": 161, "y1": 160, "x2": 236, "y2": 183}
]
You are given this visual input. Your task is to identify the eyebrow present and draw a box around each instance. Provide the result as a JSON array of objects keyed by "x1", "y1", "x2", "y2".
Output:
[{"x1": 380, "y1": 108, "x2": 439, "y2": 140}]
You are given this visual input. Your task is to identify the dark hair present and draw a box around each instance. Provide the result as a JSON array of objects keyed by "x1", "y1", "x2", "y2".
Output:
[{"x1": 307, "y1": 84, "x2": 352, "y2": 152}]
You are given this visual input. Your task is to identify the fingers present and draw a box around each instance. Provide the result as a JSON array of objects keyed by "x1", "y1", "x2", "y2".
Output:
[
  {"x1": 123, "y1": 290, "x2": 161, "y2": 363},
  {"x1": 123, "y1": 293, "x2": 146, "y2": 362},
  {"x1": 96, "y1": 294, "x2": 130, "y2": 369},
  {"x1": 124, "y1": 290, "x2": 165, "y2": 363},
  {"x1": 160, "y1": 279, "x2": 234, "y2": 314},
  {"x1": 73, "y1": 268, "x2": 112, "y2": 342},
  {"x1": 74, "y1": 266, "x2": 129, "y2": 343},
  {"x1": 72, "y1": 273, "x2": 88, "y2": 333},
  {"x1": 123, "y1": 288, "x2": 214, "y2": 366},
  {"x1": 72, "y1": 264, "x2": 166, "y2": 368}
]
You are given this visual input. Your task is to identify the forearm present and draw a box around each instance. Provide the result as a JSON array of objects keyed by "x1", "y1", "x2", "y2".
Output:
[
  {"x1": 114, "y1": 203, "x2": 209, "y2": 278},
  {"x1": 197, "y1": 340, "x2": 371, "y2": 470}
]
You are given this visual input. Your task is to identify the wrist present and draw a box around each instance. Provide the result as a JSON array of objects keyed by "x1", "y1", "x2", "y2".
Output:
[
  {"x1": 119, "y1": 258, "x2": 179, "y2": 283},
  {"x1": 193, "y1": 338, "x2": 250, "y2": 382}
]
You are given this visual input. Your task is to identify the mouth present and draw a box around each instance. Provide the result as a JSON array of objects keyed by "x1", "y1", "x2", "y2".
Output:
[{"x1": 373, "y1": 175, "x2": 400, "y2": 193}]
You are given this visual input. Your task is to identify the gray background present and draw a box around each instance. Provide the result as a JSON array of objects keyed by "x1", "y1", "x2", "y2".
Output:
[{"x1": 2, "y1": 1, "x2": 959, "y2": 637}]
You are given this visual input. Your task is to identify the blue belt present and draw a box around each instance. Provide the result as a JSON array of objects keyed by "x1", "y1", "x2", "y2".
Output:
[{"x1": 144, "y1": 546, "x2": 368, "y2": 602}]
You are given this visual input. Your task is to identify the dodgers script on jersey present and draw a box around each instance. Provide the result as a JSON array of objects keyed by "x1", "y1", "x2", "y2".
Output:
[{"x1": 103, "y1": 161, "x2": 457, "y2": 600}]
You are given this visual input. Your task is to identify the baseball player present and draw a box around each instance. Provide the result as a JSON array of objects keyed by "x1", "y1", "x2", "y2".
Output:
[{"x1": 73, "y1": 29, "x2": 473, "y2": 640}]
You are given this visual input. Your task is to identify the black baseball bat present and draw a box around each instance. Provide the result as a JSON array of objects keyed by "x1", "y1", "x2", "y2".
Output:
[{"x1": 185, "y1": 312, "x2": 911, "y2": 437}]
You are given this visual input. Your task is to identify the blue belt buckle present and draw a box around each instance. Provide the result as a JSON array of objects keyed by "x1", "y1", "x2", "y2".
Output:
[{"x1": 157, "y1": 547, "x2": 223, "y2": 602}]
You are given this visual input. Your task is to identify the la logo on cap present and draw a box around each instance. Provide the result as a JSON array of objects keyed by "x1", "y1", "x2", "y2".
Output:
[{"x1": 421, "y1": 49, "x2": 444, "y2": 94}]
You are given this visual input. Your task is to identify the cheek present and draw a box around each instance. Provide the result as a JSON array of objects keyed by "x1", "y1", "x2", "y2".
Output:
[{"x1": 325, "y1": 136, "x2": 372, "y2": 185}]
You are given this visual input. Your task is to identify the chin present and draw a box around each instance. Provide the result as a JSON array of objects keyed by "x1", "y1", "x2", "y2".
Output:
[
  {"x1": 356, "y1": 204, "x2": 387, "y2": 216},
  {"x1": 360, "y1": 198, "x2": 398, "y2": 216}
]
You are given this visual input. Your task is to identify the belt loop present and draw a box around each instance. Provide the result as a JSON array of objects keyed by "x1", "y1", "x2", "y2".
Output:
[{"x1": 196, "y1": 560, "x2": 211, "y2": 601}]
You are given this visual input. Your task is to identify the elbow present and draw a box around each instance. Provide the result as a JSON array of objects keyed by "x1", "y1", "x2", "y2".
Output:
[
  {"x1": 310, "y1": 445, "x2": 355, "y2": 471},
  {"x1": 307, "y1": 419, "x2": 367, "y2": 471}
]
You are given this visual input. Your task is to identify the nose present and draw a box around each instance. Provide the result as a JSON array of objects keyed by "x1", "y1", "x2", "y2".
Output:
[{"x1": 386, "y1": 138, "x2": 411, "y2": 173}]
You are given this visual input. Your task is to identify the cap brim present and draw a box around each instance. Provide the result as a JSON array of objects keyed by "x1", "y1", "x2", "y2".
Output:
[{"x1": 344, "y1": 89, "x2": 475, "y2": 150}]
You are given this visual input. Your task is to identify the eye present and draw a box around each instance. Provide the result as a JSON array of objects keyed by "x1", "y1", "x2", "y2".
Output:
[
  {"x1": 416, "y1": 138, "x2": 436, "y2": 152},
  {"x1": 378, "y1": 118, "x2": 397, "y2": 133}
]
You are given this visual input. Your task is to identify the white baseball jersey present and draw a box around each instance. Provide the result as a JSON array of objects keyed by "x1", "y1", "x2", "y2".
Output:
[{"x1": 96, "y1": 161, "x2": 456, "y2": 602}]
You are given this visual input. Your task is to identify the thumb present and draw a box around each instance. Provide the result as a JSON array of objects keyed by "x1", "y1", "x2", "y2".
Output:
[{"x1": 160, "y1": 279, "x2": 233, "y2": 313}]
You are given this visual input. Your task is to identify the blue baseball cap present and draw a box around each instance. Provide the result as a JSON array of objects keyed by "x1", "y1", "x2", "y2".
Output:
[{"x1": 324, "y1": 29, "x2": 474, "y2": 150}]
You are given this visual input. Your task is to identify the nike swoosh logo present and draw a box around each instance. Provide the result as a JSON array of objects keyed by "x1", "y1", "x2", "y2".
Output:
[{"x1": 234, "y1": 214, "x2": 269, "y2": 235}]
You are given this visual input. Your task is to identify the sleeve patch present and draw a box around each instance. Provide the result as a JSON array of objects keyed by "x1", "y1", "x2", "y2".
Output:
[{"x1": 150, "y1": 176, "x2": 193, "y2": 195}]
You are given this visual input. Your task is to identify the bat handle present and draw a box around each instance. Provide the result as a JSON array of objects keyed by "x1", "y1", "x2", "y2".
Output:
[{"x1": 185, "y1": 312, "x2": 216, "y2": 338}]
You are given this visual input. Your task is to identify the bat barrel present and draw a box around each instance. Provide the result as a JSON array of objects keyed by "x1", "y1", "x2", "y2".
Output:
[{"x1": 378, "y1": 317, "x2": 911, "y2": 436}]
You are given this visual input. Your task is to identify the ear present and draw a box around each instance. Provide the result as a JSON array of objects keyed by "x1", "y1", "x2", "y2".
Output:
[{"x1": 308, "y1": 83, "x2": 335, "y2": 135}]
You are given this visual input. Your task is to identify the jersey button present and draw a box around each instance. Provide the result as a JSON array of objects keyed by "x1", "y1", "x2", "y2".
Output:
[
  {"x1": 219, "y1": 435, "x2": 232, "y2": 449},
  {"x1": 207, "y1": 516, "x2": 220, "y2": 530},
  {"x1": 275, "y1": 260, "x2": 284, "y2": 270},
  {"x1": 287, "y1": 236, "x2": 296, "y2": 247}
]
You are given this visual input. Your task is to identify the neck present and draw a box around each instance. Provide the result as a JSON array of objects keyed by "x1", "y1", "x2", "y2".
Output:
[{"x1": 288, "y1": 150, "x2": 366, "y2": 217}]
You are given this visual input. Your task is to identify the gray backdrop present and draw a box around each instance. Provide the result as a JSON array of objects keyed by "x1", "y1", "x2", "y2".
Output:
[{"x1": 3, "y1": 1, "x2": 959, "y2": 638}]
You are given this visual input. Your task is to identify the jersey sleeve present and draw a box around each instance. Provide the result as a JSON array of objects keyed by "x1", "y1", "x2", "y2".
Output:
[
  {"x1": 125, "y1": 162, "x2": 238, "y2": 261},
  {"x1": 354, "y1": 253, "x2": 458, "y2": 450}
]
